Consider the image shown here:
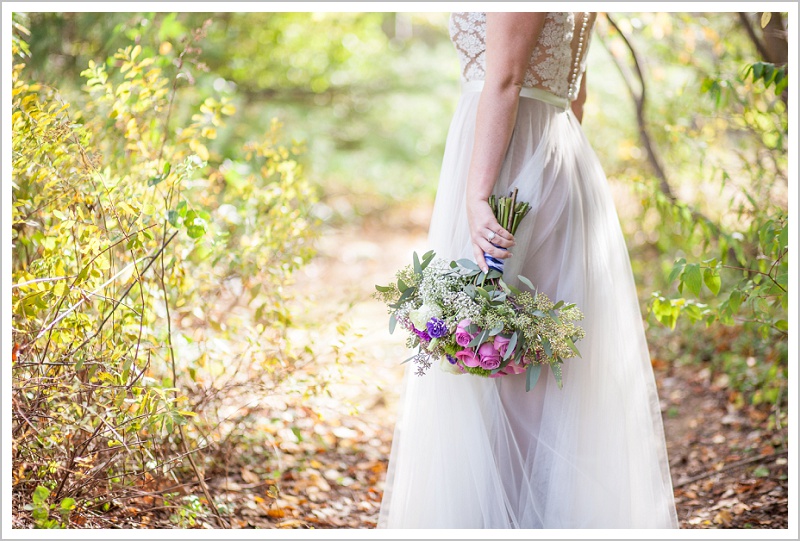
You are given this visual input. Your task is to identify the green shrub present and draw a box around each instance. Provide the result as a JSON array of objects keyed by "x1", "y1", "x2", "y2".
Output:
[{"x1": 12, "y1": 14, "x2": 318, "y2": 525}]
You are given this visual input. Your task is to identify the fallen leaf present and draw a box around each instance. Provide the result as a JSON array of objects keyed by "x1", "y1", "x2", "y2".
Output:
[
  {"x1": 713, "y1": 509, "x2": 732, "y2": 527},
  {"x1": 267, "y1": 508, "x2": 285, "y2": 519},
  {"x1": 753, "y1": 466, "x2": 770, "y2": 478},
  {"x1": 241, "y1": 467, "x2": 260, "y2": 484},
  {"x1": 276, "y1": 519, "x2": 305, "y2": 529}
]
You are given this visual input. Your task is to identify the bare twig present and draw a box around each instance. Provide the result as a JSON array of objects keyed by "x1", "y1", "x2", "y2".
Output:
[
  {"x1": 738, "y1": 12, "x2": 771, "y2": 60},
  {"x1": 674, "y1": 449, "x2": 788, "y2": 488},
  {"x1": 67, "y1": 230, "x2": 179, "y2": 356},
  {"x1": 603, "y1": 14, "x2": 673, "y2": 200},
  {"x1": 159, "y1": 221, "x2": 228, "y2": 529}
]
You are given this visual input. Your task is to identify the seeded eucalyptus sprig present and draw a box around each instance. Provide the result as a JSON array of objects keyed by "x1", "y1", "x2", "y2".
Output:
[{"x1": 488, "y1": 187, "x2": 531, "y2": 235}]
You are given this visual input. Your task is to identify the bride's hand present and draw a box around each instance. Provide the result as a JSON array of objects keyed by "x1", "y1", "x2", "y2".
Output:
[{"x1": 466, "y1": 198, "x2": 515, "y2": 273}]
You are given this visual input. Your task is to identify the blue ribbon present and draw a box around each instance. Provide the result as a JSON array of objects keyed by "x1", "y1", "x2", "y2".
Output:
[{"x1": 484, "y1": 244, "x2": 506, "y2": 274}]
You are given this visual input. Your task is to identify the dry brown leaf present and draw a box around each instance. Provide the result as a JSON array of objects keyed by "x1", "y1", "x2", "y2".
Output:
[
  {"x1": 241, "y1": 467, "x2": 260, "y2": 484},
  {"x1": 731, "y1": 502, "x2": 751, "y2": 515},
  {"x1": 713, "y1": 509, "x2": 733, "y2": 527},
  {"x1": 276, "y1": 519, "x2": 305, "y2": 529}
]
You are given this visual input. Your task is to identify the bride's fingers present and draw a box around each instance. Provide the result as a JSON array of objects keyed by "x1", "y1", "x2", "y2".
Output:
[
  {"x1": 472, "y1": 243, "x2": 489, "y2": 273},
  {"x1": 484, "y1": 223, "x2": 514, "y2": 246},
  {"x1": 476, "y1": 237, "x2": 513, "y2": 260},
  {"x1": 486, "y1": 230, "x2": 514, "y2": 249}
]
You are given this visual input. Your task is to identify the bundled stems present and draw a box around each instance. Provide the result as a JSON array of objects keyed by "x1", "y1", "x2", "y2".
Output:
[{"x1": 489, "y1": 188, "x2": 530, "y2": 236}]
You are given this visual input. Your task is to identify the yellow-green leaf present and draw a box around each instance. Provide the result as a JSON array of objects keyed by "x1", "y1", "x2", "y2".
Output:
[
  {"x1": 683, "y1": 264, "x2": 702, "y2": 297},
  {"x1": 703, "y1": 267, "x2": 721, "y2": 296}
]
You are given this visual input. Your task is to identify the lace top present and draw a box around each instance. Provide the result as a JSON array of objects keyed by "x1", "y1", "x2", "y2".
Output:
[{"x1": 449, "y1": 12, "x2": 596, "y2": 102}]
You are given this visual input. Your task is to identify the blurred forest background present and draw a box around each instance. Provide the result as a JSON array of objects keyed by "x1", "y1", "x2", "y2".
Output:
[{"x1": 11, "y1": 11, "x2": 789, "y2": 529}]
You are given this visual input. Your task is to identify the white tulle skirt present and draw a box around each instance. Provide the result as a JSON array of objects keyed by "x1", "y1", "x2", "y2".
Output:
[{"x1": 377, "y1": 84, "x2": 679, "y2": 529}]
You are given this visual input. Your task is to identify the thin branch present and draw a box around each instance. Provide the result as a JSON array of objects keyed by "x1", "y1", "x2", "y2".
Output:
[
  {"x1": 737, "y1": 13, "x2": 770, "y2": 61},
  {"x1": 158, "y1": 221, "x2": 228, "y2": 529},
  {"x1": 674, "y1": 449, "x2": 788, "y2": 488},
  {"x1": 11, "y1": 275, "x2": 73, "y2": 289},
  {"x1": 603, "y1": 13, "x2": 673, "y2": 200},
  {"x1": 66, "y1": 230, "x2": 179, "y2": 356}
]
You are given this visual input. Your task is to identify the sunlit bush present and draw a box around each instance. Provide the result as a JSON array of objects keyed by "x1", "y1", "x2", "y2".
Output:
[{"x1": 12, "y1": 15, "x2": 318, "y2": 526}]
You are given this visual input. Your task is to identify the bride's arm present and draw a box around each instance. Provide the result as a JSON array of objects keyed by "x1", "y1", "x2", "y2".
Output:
[{"x1": 466, "y1": 12, "x2": 547, "y2": 273}]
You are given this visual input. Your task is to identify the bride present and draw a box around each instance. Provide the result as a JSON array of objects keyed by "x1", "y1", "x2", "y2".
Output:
[{"x1": 378, "y1": 12, "x2": 679, "y2": 528}]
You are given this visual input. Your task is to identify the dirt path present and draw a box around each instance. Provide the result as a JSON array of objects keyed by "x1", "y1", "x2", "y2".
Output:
[
  {"x1": 279, "y1": 208, "x2": 788, "y2": 530},
  {"x1": 101, "y1": 206, "x2": 786, "y2": 530}
]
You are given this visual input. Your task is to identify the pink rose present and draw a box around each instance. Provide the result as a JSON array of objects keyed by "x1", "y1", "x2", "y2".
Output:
[
  {"x1": 477, "y1": 342, "x2": 501, "y2": 370},
  {"x1": 493, "y1": 335, "x2": 511, "y2": 357},
  {"x1": 455, "y1": 348, "x2": 481, "y2": 368},
  {"x1": 455, "y1": 319, "x2": 478, "y2": 347},
  {"x1": 501, "y1": 362, "x2": 526, "y2": 375}
]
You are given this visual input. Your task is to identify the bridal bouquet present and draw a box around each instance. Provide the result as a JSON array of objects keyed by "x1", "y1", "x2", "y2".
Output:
[{"x1": 374, "y1": 192, "x2": 585, "y2": 391}]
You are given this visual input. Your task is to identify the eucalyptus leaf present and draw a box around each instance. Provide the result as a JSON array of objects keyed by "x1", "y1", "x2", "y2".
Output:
[
  {"x1": 486, "y1": 269, "x2": 502, "y2": 280},
  {"x1": 467, "y1": 329, "x2": 489, "y2": 348},
  {"x1": 464, "y1": 284, "x2": 477, "y2": 299},
  {"x1": 552, "y1": 362, "x2": 563, "y2": 389},
  {"x1": 566, "y1": 336, "x2": 581, "y2": 357},
  {"x1": 396, "y1": 286, "x2": 416, "y2": 305},
  {"x1": 503, "y1": 332, "x2": 518, "y2": 361},
  {"x1": 541, "y1": 336, "x2": 552, "y2": 358},
  {"x1": 526, "y1": 363, "x2": 542, "y2": 392},
  {"x1": 517, "y1": 274, "x2": 535, "y2": 290},
  {"x1": 457, "y1": 259, "x2": 480, "y2": 271},
  {"x1": 421, "y1": 250, "x2": 435, "y2": 271}
]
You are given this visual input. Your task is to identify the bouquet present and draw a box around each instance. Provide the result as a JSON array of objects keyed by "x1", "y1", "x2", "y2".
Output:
[{"x1": 374, "y1": 191, "x2": 585, "y2": 391}]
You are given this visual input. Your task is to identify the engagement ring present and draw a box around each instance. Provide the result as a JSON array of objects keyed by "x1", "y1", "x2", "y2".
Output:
[{"x1": 487, "y1": 230, "x2": 496, "y2": 241}]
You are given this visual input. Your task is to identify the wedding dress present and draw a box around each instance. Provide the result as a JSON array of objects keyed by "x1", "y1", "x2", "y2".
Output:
[{"x1": 378, "y1": 12, "x2": 678, "y2": 528}]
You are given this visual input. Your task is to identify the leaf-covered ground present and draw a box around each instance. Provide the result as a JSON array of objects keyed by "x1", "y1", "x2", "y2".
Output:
[{"x1": 17, "y1": 206, "x2": 788, "y2": 530}]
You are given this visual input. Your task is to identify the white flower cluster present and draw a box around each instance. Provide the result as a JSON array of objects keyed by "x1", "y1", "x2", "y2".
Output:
[
  {"x1": 417, "y1": 259, "x2": 479, "y2": 324},
  {"x1": 442, "y1": 290, "x2": 480, "y2": 322}
]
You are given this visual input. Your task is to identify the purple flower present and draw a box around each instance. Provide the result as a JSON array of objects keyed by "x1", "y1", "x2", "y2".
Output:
[
  {"x1": 412, "y1": 327, "x2": 431, "y2": 342},
  {"x1": 426, "y1": 318, "x2": 448, "y2": 339},
  {"x1": 446, "y1": 354, "x2": 457, "y2": 365}
]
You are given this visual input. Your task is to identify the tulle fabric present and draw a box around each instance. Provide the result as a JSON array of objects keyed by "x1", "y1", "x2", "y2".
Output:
[{"x1": 377, "y1": 88, "x2": 679, "y2": 529}]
